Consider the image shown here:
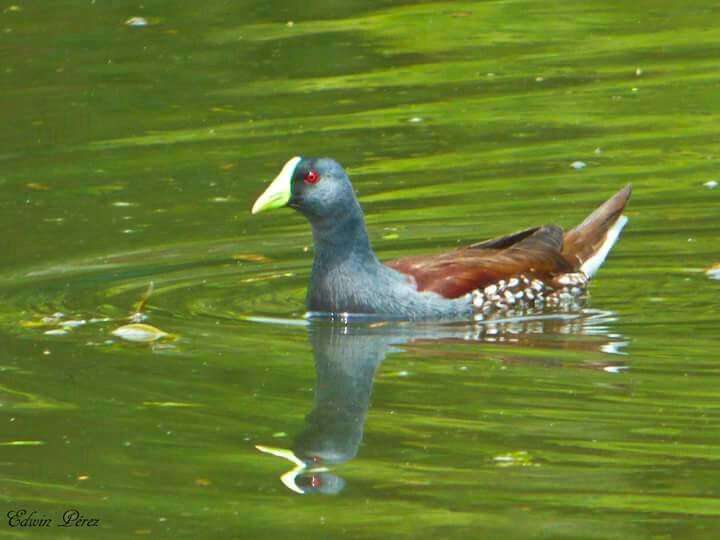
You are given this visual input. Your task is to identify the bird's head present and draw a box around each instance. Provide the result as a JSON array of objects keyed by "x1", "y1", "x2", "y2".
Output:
[{"x1": 251, "y1": 157, "x2": 358, "y2": 221}]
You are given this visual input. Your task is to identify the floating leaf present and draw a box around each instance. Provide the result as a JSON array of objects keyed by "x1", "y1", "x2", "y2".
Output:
[
  {"x1": 0, "y1": 440, "x2": 45, "y2": 446},
  {"x1": 493, "y1": 450, "x2": 537, "y2": 467},
  {"x1": 233, "y1": 253, "x2": 271, "y2": 263},
  {"x1": 44, "y1": 329, "x2": 69, "y2": 336},
  {"x1": 20, "y1": 320, "x2": 48, "y2": 329},
  {"x1": 61, "y1": 319, "x2": 86, "y2": 329},
  {"x1": 241, "y1": 272, "x2": 293, "y2": 283},
  {"x1": 112, "y1": 323, "x2": 169, "y2": 343},
  {"x1": 125, "y1": 16, "x2": 148, "y2": 27},
  {"x1": 26, "y1": 182, "x2": 49, "y2": 191},
  {"x1": 142, "y1": 401, "x2": 201, "y2": 408}
]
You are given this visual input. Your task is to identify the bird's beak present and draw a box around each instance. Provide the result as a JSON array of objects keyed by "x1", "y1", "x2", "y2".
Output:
[{"x1": 251, "y1": 156, "x2": 302, "y2": 214}]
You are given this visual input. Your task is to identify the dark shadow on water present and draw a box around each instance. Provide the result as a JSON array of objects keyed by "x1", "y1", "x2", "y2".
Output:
[{"x1": 256, "y1": 310, "x2": 627, "y2": 494}]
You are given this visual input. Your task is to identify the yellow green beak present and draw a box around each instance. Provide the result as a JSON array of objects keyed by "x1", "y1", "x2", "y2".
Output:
[{"x1": 251, "y1": 156, "x2": 301, "y2": 214}]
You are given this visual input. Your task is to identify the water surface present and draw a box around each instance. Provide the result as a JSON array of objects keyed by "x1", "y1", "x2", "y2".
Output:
[{"x1": 1, "y1": 1, "x2": 720, "y2": 538}]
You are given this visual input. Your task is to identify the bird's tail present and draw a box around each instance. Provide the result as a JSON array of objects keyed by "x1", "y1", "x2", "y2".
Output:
[{"x1": 562, "y1": 184, "x2": 632, "y2": 277}]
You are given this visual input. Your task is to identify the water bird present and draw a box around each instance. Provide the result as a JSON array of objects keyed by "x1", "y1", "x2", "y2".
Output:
[{"x1": 251, "y1": 157, "x2": 631, "y2": 320}]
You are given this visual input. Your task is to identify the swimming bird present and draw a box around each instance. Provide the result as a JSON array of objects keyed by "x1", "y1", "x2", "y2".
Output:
[{"x1": 251, "y1": 157, "x2": 631, "y2": 320}]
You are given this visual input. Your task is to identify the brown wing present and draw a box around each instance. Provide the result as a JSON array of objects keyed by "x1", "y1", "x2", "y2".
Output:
[
  {"x1": 386, "y1": 225, "x2": 573, "y2": 298},
  {"x1": 386, "y1": 185, "x2": 632, "y2": 299}
]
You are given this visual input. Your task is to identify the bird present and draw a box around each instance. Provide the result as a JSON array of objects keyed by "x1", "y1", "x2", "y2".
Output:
[{"x1": 251, "y1": 157, "x2": 631, "y2": 320}]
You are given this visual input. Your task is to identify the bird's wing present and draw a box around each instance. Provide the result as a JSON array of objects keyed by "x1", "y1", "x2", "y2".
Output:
[
  {"x1": 386, "y1": 225, "x2": 573, "y2": 298},
  {"x1": 385, "y1": 184, "x2": 632, "y2": 298}
]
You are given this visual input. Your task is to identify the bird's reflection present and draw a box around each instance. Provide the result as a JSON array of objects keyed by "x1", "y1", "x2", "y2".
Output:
[{"x1": 256, "y1": 310, "x2": 627, "y2": 494}]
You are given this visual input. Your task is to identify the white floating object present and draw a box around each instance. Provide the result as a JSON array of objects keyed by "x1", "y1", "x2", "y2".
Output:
[
  {"x1": 112, "y1": 323, "x2": 169, "y2": 343},
  {"x1": 44, "y1": 329, "x2": 68, "y2": 336},
  {"x1": 61, "y1": 319, "x2": 86, "y2": 328},
  {"x1": 570, "y1": 161, "x2": 587, "y2": 170},
  {"x1": 704, "y1": 180, "x2": 718, "y2": 189},
  {"x1": 408, "y1": 117, "x2": 423, "y2": 123},
  {"x1": 603, "y1": 365, "x2": 628, "y2": 374},
  {"x1": 125, "y1": 16, "x2": 148, "y2": 27}
]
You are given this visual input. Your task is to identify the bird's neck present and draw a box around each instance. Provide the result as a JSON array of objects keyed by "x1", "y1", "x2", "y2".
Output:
[{"x1": 310, "y1": 204, "x2": 377, "y2": 269}]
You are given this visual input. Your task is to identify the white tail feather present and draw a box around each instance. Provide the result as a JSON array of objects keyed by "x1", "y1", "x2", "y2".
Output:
[{"x1": 581, "y1": 216, "x2": 628, "y2": 278}]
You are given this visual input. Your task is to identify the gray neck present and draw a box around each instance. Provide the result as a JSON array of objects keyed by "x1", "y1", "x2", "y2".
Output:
[{"x1": 309, "y1": 202, "x2": 377, "y2": 270}]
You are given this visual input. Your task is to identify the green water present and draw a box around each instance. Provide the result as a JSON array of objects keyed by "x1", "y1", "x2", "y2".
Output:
[{"x1": 2, "y1": 1, "x2": 720, "y2": 538}]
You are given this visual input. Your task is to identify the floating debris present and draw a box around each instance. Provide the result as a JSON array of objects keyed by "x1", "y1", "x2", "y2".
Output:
[
  {"x1": 26, "y1": 182, "x2": 49, "y2": 191},
  {"x1": 112, "y1": 201, "x2": 135, "y2": 207},
  {"x1": 408, "y1": 117, "x2": 423, "y2": 124},
  {"x1": 707, "y1": 264, "x2": 720, "y2": 280},
  {"x1": 44, "y1": 329, "x2": 69, "y2": 336},
  {"x1": 233, "y1": 253, "x2": 271, "y2": 263},
  {"x1": 61, "y1": 319, "x2": 86, "y2": 329},
  {"x1": 125, "y1": 16, "x2": 148, "y2": 27},
  {"x1": 111, "y1": 323, "x2": 169, "y2": 343},
  {"x1": 0, "y1": 440, "x2": 44, "y2": 446},
  {"x1": 142, "y1": 401, "x2": 201, "y2": 408},
  {"x1": 493, "y1": 450, "x2": 536, "y2": 467},
  {"x1": 131, "y1": 282, "x2": 154, "y2": 319},
  {"x1": 241, "y1": 272, "x2": 294, "y2": 283},
  {"x1": 570, "y1": 161, "x2": 587, "y2": 170},
  {"x1": 603, "y1": 365, "x2": 628, "y2": 374},
  {"x1": 703, "y1": 180, "x2": 718, "y2": 189},
  {"x1": 635, "y1": 67, "x2": 643, "y2": 76}
]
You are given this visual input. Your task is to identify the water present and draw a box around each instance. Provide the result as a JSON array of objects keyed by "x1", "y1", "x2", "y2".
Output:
[{"x1": 2, "y1": 1, "x2": 720, "y2": 538}]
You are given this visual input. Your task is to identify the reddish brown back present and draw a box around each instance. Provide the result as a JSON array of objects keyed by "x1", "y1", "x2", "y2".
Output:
[{"x1": 385, "y1": 185, "x2": 632, "y2": 299}]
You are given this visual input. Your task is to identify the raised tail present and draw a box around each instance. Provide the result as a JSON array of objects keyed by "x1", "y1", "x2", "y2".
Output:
[{"x1": 562, "y1": 184, "x2": 632, "y2": 277}]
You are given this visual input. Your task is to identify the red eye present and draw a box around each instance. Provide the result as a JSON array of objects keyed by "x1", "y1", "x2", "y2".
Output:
[{"x1": 304, "y1": 169, "x2": 320, "y2": 185}]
